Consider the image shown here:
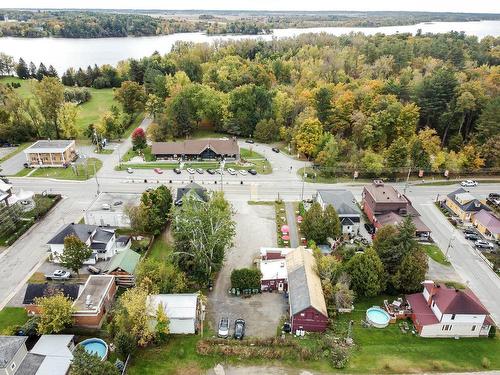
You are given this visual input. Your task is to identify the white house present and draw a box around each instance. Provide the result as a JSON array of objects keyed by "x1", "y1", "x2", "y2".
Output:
[
  {"x1": 406, "y1": 280, "x2": 494, "y2": 338},
  {"x1": 316, "y1": 190, "x2": 361, "y2": 234},
  {"x1": 47, "y1": 223, "x2": 118, "y2": 264},
  {"x1": 147, "y1": 294, "x2": 201, "y2": 334}
]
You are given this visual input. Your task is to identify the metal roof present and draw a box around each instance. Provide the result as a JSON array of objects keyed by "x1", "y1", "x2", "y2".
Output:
[
  {"x1": 317, "y1": 189, "x2": 361, "y2": 216},
  {"x1": 25, "y1": 140, "x2": 74, "y2": 153},
  {"x1": 105, "y1": 248, "x2": 141, "y2": 274},
  {"x1": 147, "y1": 294, "x2": 198, "y2": 319}
]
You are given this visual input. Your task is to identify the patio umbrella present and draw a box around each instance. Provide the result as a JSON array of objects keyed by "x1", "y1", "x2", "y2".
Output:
[
  {"x1": 281, "y1": 225, "x2": 289, "y2": 233},
  {"x1": 282, "y1": 235, "x2": 290, "y2": 241}
]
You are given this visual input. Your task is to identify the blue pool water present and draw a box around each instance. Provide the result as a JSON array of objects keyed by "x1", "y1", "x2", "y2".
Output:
[
  {"x1": 80, "y1": 339, "x2": 108, "y2": 359},
  {"x1": 366, "y1": 307, "x2": 391, "y2": 327}
]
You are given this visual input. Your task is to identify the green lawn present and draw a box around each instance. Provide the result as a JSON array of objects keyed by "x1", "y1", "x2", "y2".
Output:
[
  {"x1": 240, "y1": 147, "x2": 265, "y2": 159},
  {"x1": 147, "y1": 238, "x2": 173, "y2": 262},
  {"x1": 18, "y1": 158, "x2": 102, "y2": 180},
  {"x1": 0, "y1": 307, "x2": 29, "y2": 334},
  {"x1": 74, "y1": 88, "x2": 116, "y2": 133},
  {"x1": 422, "y1": 244, "x2": 451, "y2": 265},
  {"x1": 0, "y1": 77, "x2": 33, "y2": 98}
]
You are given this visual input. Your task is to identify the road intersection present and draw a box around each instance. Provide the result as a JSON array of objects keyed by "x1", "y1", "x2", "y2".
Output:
[{"x1": 1, "y1": 123, "x2": 499, "y2": 326}]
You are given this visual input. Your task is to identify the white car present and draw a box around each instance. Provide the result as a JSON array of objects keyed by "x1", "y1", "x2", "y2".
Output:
[
  {"x1": 101, "y1": 203, "x2": 111, "y2": 210},
  {"x1": 461, "y1": 180, "x2": 478, "y2": 187},
  {"x1": 127, "y1": 167, "x2": 133, "y2": 174},
  {"x1": 227, "y1": 168, "x2": 237, "y2": 175},
  {"x1": 186, "y1": 168, "x2": 196, "y2": 174},
  {"x1": 239, "y1": 170, "x2": 248, "y2": 176},
  {"x1": 45, "y1": 270, "x2": 71, "y2": 280},
  {"x1": 474, "y1": 240, "x2": 494, "y2": 249},
  {"x1": 218, "y1": 317, "x2": 229, "y2": 338}
]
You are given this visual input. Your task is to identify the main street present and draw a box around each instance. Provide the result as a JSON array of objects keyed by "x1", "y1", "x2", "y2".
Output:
[{"x1": 1, "y1": 136, "x2": 499, "y2": 327}]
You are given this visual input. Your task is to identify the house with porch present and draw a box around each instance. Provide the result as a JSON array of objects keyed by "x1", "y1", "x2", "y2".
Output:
[
  {"x1": 47, "y1": 223, "x2": 118, "y2": 264},
  {"x1": 152, "y1": 138, "x2": 239, "y2": 161},
  {"x1": 24, "y1": 140, "x2": 77, "y2": 167},
  {"x1": 406, "y1": 280, "x2": 494, "y2": 338},
  {"x1": 362, "y1": 180, "x2": 431, "y2": 238},
  {"x1": 316, "y1": 189, "x2": 361, "y2": 235}
]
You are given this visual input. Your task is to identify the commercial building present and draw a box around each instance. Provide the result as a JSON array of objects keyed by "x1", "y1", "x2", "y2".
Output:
[
  {"x1": 473, "y1": 209, "x2": 500, "y2": 241},
  {"x1": 151, "y1": 138, "x2": 239, "y2": 160},
  {"x1": 24, "y1": 140, "x2": 77, "y2": 167},
  {"x1": 445, "y1": 188, "x2": 490, "y2": 222},
  {"x1": 84, "y1": 192, "x2": 141, "y2": 228}
]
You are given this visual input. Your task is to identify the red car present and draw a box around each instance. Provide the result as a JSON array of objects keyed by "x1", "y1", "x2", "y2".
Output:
[{"x1": 154, "y1": 168, "x2": 163, "y2": 174}]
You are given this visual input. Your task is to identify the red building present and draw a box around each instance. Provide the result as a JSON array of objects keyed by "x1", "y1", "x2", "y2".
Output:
[
  {"x1": 362, "y1": 180, "x2": 431, "y2": 238},
  {"x1": 286, "y1": 247, "x2": 329, "y2": 332}
]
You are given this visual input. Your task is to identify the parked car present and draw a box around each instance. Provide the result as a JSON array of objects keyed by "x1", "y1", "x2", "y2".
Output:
[
  {"x1": 227, "y1": 168, "x2": 237, "y2": 175},
  {"x1": 218, "y1": 317, "x2": 229, "y2": 338},
  {"x1": 487, "y1": 193, "x2": 500, "y2": 207},
  {"x1": 186, "y1": 168, "x2": 196, "y2": 174},
  {"x1": 207, "y1": 169, "x2": 216, "y2": 175},
  {"x1": 239, "y1": 170, "x2": 248, "y2": 176},
  {"x1": 234, "y1": 319, "x2": 246, "y2": 340},
  {"x1": 461, "y1": 180, "x2": 478, "y2": 187},
  {"x1": 154, "y1": 168, "x2": 163, "y2": 174},
  {"x1": 113, "y1": 200, "x2": 123, "y2": 206},
  {"x1": 23, "y1": 162, "x2": 29, "y2": 168},
  {"x1": 127, "y1": 167, "x2": 133, "y2": 174},
  {"x1": 463, "y1": 228, "x2": 475, "y2": 235},
  {"x1": 489, "y1": 193, "x2": 500, "y2": 199},
  {"x1": 45, "y1": 270, "x2": 71, "y2": 281},
  {"x1": 271, "y1": 147, "x2": 280, "y2": 153},
  {"x1": 196, "y1": 168, "x2": 204, "y2": 174},
  {"x1": 464, "y1": 233, "x2": 479, "y2": 241},
  {"x1": 173, "y1": 168, "x2": 181, "y2": 174},
  {"x1": 364, "y1": 223, "x2": 375, "y2": 234},
  {"x1": 474, "y1": 240, "x2": 494, "y2": 249},
  {"x1": 87, "y1": 265, "x2": 101, "y2": 275},
  {"x1": 245, "y1": 139, "x2": 255, "y2": 144},
  {"x1": 101, "y1": 203, "x2": 111, "y2": 210},
  {"x1": 248, "y1": 169, "x2": 257, "y2": 175}
]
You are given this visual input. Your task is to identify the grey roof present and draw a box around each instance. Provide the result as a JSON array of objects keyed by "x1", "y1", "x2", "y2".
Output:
[
  {"x1": 0, "y1": 336, "x2": 27, "y2": 368},
  {"x1": 15, "y1": 353, "x2": 45, "y2": 375},
  {"x1": 176, "y1": 183, "x2": 208, "y2": 205},
  {"x1": 317, "y1": 190, "x2": 361, "y2": 216},
  {"x1": 26, "y1": 140, "x2": 74, "y2": 153},
  {"x1": 447, "y1": 188, "x2": 489, "y2": 213},
  {"x1": 47, "y1": 224, "x2": 115, "y2": 245}
]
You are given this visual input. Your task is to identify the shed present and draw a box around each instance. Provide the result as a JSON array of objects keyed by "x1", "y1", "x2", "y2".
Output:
[
  {"x1": 147, "y1": 294, "x2": 200, "y2": 334},
  {"x1": 104, "y1": 248, "x2": 141, "y2": 287}
]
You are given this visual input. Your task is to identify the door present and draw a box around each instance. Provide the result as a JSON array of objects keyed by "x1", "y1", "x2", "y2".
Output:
[{"x1": 278, "y1": 282, "x2": 284, "y2": 292}]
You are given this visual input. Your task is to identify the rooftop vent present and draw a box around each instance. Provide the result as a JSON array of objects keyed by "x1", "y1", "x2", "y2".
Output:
[{"x1": 373, "y1": 180, "x2": 384, "y2": 186}]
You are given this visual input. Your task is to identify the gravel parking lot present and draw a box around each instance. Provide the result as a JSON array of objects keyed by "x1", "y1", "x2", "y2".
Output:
[{"x1": 207, "y1": 201, "x2": 288, "y2": 338}]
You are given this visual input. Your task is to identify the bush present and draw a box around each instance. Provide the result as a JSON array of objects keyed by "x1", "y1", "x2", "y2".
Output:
[
  {"x1": 331, "y1": 345, "x2": 350, "y2": 369},
  {"x1": 115, "y1": 330, "x2": 137, "y2": 360},
  {"x1": 230, "y1": 268, "x2": 262, "y2": 290},
  {"x1": 482, "y1": 357, "x2": 490, "y2": 369},
  {"x1": 64, "y1": 87, "x2": 91, "y2": 104}
]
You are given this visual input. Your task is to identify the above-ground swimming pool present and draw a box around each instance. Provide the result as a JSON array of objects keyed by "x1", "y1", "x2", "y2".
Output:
[
  {"x1": 366, "y1": 307, "x2": 391, "y2": 328},
  {"x1": 77, "y1": 338, "x2": 109, "y2": 360}
]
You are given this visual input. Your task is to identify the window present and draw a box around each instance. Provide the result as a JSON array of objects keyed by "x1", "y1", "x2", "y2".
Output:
[
  {"x1": 472, "y1": 325, "x2": 476, "y2": 332},
  {"x1": 300, "y1": 313, "x2": 305, "y2": 317},
  {"x1": 432, "y1": 301, "x2": 435, "y2": 307},
  {"x1": 451, "y1": 314, "x2": 456, "y2": 320}
]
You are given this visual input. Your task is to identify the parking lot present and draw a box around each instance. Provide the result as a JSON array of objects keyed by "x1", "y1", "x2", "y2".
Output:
[{"x1": 207, "y1": 201, "x2": 288, "y2": 338}]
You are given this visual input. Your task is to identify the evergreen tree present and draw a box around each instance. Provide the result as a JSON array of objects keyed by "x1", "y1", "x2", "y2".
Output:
[
  {"x1": 28, "y1": 61, "x2": 37, "y2": 78},
  {"x1": 36, "y1": 63, "x2": 48, "y2": 81},
  {"x1": 16, "y1": 58, "x2": 29, "y2": 79}
]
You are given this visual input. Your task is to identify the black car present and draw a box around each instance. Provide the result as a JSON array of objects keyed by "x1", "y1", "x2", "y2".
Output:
[
  {"x1": 207, "y1": 169, "x2": 216, "y2": 175},
  {"x1": 463, "y1": 228, "x2": 475, "y2": 235},
  {"x1": 234, "y1": 319, "x2": 245, "y2": 340},
  {"x1": 245, "y1": 139, "x2": 255, "y2": 144},
  {"x1": 247, "y1": 169, "x2": 257, "y2": 175},
  {"x1": 173, "y1": 168, "x2": 181, "y2": 174},
  {"x1": 364, "y1": 223, "x2": 375, "y2": 234},
  {"x1": 488, "y1": 193, "x2": 500, "y2": 199},
  {"x1": 465, "y1": 233, "x2": 479, "y2": 241},
  {"x1": 271, "y1": 147, "x2": 280, "y2": 153}
]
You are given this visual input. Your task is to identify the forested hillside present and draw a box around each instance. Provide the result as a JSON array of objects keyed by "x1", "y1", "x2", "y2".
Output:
[{"x1": 1, "y1": 31, "x2": 499, "y2": 176}]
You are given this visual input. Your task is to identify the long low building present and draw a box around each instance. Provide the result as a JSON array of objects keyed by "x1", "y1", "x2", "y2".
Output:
[
  {"x1": 24, "y1": 139, "x2": 77, "y2": 167},
  {"x1": 151, "y1": 138, "x2": 239, "y2": 160}
]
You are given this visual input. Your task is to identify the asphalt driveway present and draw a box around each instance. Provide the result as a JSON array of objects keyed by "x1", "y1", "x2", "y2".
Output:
[{"x1": 207, "y1": 201, "x2": 288, "y2": 338}]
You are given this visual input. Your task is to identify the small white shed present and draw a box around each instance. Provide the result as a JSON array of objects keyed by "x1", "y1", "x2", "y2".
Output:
[{"x1": 147, "y1": 294, "x2": 200, "y2": 334}]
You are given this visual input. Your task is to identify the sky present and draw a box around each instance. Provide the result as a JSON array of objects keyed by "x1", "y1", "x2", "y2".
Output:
[{"x1": 1, "y1": 0, "x2": 499, "y2": 14}]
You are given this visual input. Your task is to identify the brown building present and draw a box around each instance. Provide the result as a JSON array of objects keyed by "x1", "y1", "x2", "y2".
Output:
[
  {"x1": 362, "y1": 180, "x2": 431, "y2": 238},
  {"x1": 151, "y1": 138, "x2": 239, "y2": 160},
  {"x1": 72, "y1": 275, "x2": 116, "y2": 328},
  {"x1": 24, "y1": 140, "x2": 77, "y2": 167}
]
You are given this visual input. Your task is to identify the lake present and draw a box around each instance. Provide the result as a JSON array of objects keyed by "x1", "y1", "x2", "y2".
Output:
[{"x1": 0, "y1": 20, "x2": 499, "y2": 74}]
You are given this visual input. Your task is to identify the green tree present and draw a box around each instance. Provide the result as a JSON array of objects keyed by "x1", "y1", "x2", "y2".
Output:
[
  {"x1": 135, "y1": 258, "x2": 187, "y2": 294},
  {"x1": 360, "y1": 149, "x2": 384, "y2": 177},
  {"x1": 314, "y1": 86, "x2": 333, "y2": 125},
  {"x1": 173, "y1": 193, "x2": 235, "y2": 286},
  {"x1": 253, "y1": 119, "x2": 279, "y2": 143},
  {"x1": 294, "y1": 118, "x2": 323, "y2": 159},
  {"x1": 59, "y1": 235, "x2": 93, "y2": 275},
  {"x1": 16, "y1": 58, "x2": 29, "y2": 79},
  {"x1": 324, "y1": 205, "x2": 342, "y2": 240},
  {"x1": 345, "y1": 248, "x2": 385, "y2": 297},
  {"x1": 154, "y1": 302, "x2": 170, "y2": 343},
  {"x1": 140, "y1": 185, "x2": 173, "y2": 235},
  {"x1": 385, "y1": 137, "x2": 409, "y2": 173},
  {"x1": 475, "y1": 96, "x2": 500, "y2": 144},
  {"x1": 372, "y1": 224, "x2": 399, "y2": 275},
  {"x1": 70, "y1": 346, "x2": 119, "y2": 375},
  {"x1": 301, "y1": 202, "x2": 327, "y2": 243},
  {"x1": 35, "y1": 293, "x2": 74, "y2": 334},
  {"x1": 230, "y1": 268, "x2": 262, "y2": 290},
  {"x1": 315, "y1": 135, "x2": 339, "y2": 177},
  {"x1": 392, "y1": 248, "x2": 428, "y2": 293},
  {"x1": 33, "y1": 76, "x2": 65, "y2": 138},
  {"x1": 114, "y1": 330, "x2": 136, "y2": 360},
  {"x1": 57, "y1": 102, "x2": 80, "y2": 139},
  {"x1": 114, "y1": 80, "x2": 146, "y2": 115}
]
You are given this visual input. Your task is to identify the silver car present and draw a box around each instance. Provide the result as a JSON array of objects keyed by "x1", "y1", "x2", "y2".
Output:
[{"x1": 218, "y1": 317, "x2": 229, "y2": 338}]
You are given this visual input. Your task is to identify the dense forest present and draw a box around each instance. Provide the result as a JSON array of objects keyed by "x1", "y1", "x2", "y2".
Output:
[
  {"x1": 1, "y1": 31, "x2": 499, "y2": 177},
  {"x1": 0, "y1": 10, "x2": 499, "y2": 38}
]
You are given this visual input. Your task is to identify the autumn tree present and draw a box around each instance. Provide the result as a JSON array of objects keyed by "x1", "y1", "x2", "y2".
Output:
[
  {"x1": 57, "y1": 103, "x2": 80, "y2": 139},
  {"x1": 59, "y1": 235, "x2": 93, "y2": 275},
  {"x1": 33, "y1": 76, "x2": 65, "y2": 138},
  {"x1": 35, "y1": 293, "x2": 74, "y2": 334},
  {"x1": 154, "y1": 302, "x2": 170, "y2": 343},
  {"x1": 131, "y1": 127, "x2": 147, "y2": 150},
  {"x1": 114, "y1": 80, "x2": 146, "y2": 115},
  {"x1": 294, "y1": 118, "x2": 323, "y2": 159}
]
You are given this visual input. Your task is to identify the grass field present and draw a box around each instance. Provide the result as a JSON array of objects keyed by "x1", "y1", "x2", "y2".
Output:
[
  {"x1": 0, "y1": 307, "x2": 29, "y2": 334},
  {"x1": 16, "y1": 158, "x2": 102, "y2": 180},
  {"x1": 422, "y1": 244, "x2": 451, "y2": 265},
  {"x1": 240, "y1": 147, "x2": 265, "y2": 159},
  {"x1": 0, "y1": 77, "x2": 117, "y2": 136}
]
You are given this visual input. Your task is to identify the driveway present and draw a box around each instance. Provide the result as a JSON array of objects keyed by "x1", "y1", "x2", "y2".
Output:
[
  {"x1": 207, "y1": 201, "x2": 287, "y2": 338},
  {"x1": 0, "y1": 147, "x2": 26, "y2": 175}
]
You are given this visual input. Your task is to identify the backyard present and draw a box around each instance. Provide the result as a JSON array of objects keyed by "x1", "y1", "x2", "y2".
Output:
[{"x1": 0, "y1": 307, "x2": 29, "y2": 334}]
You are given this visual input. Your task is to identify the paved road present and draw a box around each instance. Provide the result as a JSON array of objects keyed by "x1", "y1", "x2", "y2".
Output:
[
  {"x1": 0, "y1": 146, "x2": 26, "y2": 175},
  {"x1": 2, "y1": 136, "x2": 500, "y2": 326}
]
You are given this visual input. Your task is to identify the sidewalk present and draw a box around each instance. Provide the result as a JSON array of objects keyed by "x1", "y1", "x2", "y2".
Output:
[{"x1": 285, "y1": 202, "x2": 299, "y2": 248}]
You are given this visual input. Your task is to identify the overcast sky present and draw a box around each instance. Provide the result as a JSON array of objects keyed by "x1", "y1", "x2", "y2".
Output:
[{"x1": 1, "y1": 0, "x2": 499, "y2": 14}]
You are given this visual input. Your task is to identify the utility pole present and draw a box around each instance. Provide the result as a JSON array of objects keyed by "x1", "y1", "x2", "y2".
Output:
[
  {"x1": 300, "y1": 160, "x2": 306, "y2": 201},
  {"x1": 403, "y1": 163, "x2": 412, "y2": 196},
  {"x1": 445, "y1": 228, "x2": 455, "y2": 258},
  {"x1": 93, "y1": 161, "x2": 100, "y2": 195}
]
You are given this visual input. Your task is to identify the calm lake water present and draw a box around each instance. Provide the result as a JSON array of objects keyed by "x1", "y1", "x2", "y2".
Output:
[{"x1": 0, "y1": 20, "x2": 499, "y2": 74}]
